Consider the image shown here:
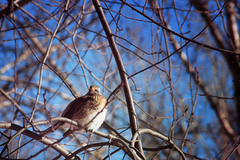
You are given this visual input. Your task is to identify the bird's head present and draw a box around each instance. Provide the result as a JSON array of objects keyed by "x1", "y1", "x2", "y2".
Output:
[{"x1": 88, "y1": 85, "x2": 101, "y2": 95}]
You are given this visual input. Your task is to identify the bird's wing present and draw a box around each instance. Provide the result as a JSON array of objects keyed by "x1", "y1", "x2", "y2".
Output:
[{"x1": 61, "y1": 95, "x2": 89, "y2": 119}]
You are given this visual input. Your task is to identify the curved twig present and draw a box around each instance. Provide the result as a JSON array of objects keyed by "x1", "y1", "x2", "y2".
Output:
[
  {"x1": 0, "y1": 122, "x2": 71, "y2": 158},
  {"x1": 131, "y1": 128, "x2": 186, "y2": 160}
]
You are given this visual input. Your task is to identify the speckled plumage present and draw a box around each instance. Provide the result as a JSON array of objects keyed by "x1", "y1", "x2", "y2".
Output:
[{"x1": 42, "y1": 85, "x2": 107, "y2": 135}]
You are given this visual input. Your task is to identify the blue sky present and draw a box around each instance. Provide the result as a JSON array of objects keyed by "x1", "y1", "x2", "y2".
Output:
[{"x1": 0, "y1": 0, "x2": 237, "y2": 159}]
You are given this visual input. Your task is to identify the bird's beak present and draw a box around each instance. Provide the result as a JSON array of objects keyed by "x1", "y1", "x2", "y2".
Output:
[{"x1": 90, "y1": 87, "x2": 95, "y2": 91}]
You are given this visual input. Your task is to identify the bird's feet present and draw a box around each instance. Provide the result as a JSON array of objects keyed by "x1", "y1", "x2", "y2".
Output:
[{"x1": 86, "y1": 128, "x2": 93, "y2": 134}]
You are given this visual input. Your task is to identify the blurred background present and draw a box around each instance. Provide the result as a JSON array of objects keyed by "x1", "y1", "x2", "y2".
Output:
[{"x1": 0, "y1": 0, "x2": 239, "y2": 159}]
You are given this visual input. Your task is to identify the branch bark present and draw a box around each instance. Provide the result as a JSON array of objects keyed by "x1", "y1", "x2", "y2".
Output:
[
  {"x1": 0, "y1": 0, "x2": 33, "y2": 18},
  {"x1": 91, "y1": 0, "x2": 143, "y2": 155}
]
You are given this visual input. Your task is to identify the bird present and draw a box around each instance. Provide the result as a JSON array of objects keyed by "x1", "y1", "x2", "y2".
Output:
[{"x1": 41, "y1": 85, "x2": 107, "y2": 136}]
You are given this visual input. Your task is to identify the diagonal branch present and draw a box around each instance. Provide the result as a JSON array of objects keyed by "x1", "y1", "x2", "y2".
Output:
[
  {"x1": 91, "y1": 0, "x2": 143, "y2": 155},
  {"x1": 0, "y1": 0, "x2": 33, "y2": 18}
]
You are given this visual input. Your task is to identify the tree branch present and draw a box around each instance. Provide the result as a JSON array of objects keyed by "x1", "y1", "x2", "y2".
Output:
[{"x1": 91, "y1": 0, "x2": 143, "y2": 155}]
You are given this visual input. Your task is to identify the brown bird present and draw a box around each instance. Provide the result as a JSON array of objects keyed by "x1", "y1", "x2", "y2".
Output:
[{"x1": 41, "y1": 85, "x2": 107, "y2": 136}]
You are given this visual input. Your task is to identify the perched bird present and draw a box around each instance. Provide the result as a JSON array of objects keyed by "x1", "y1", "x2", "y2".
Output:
[{"x1": 41, "y1": 85, "x2": 107, "y2": 136}]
